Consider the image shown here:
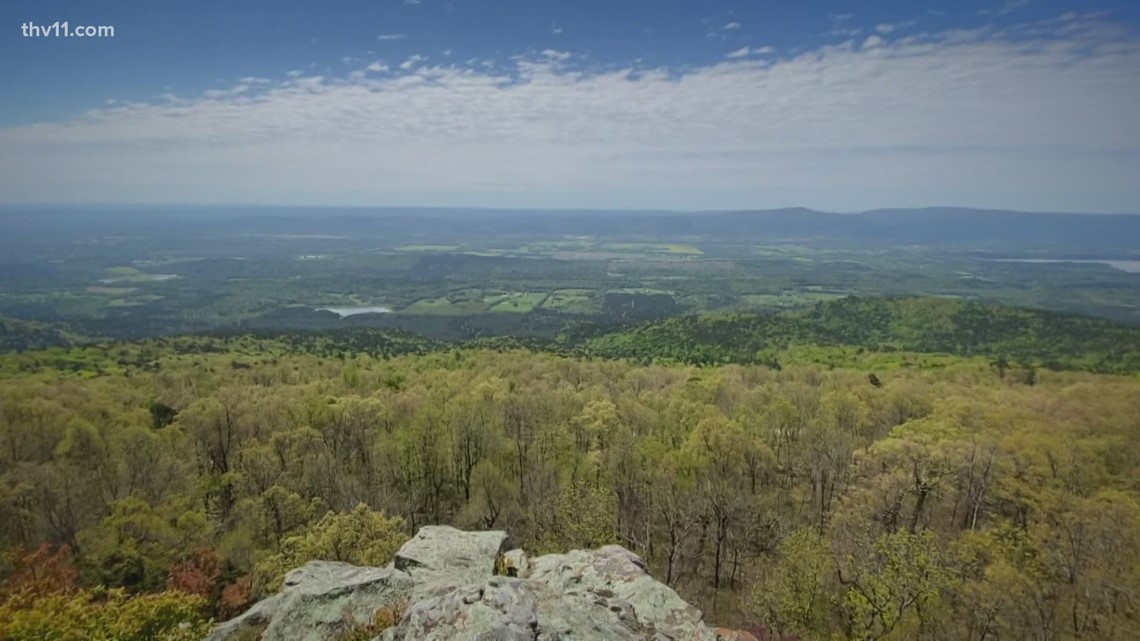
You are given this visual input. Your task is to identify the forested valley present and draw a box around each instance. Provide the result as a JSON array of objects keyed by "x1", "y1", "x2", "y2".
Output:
[{"x1": 1, "y1": 319, "x2": 1138, "y2": 640}]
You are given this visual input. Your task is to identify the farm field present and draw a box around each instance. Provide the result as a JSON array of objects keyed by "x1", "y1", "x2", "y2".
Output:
[
  {"x1": 488, "y1": 292, "x2": 548, "y2": 313},
  {"x1": 0, "y1": 207, "x2": 1137, "y2": 341}
]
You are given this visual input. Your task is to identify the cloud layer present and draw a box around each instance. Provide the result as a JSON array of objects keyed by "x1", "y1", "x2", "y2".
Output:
[{"x1": 2, "y1": 13, "x2": 1138, "y2": 211}]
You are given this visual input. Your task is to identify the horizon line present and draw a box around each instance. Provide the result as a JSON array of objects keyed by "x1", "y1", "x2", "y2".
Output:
[{"x1": 0, "y1": 203, "x2": 1137, "y2": 216}]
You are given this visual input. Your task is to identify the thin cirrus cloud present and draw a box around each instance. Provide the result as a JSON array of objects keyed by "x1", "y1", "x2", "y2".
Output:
[
  {"x1": 0, "y1": 13, "x2": 1138, "y2": 212},
  {"x1": 877, "y1": 20, "x2": 917, "y2": 34},
  {"x1": 726, "y1": 46, "x2": 775, "y2": 58}
]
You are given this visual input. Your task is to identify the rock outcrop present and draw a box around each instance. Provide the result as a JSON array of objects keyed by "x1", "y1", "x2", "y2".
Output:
[
  {"x1": 207, "y1": 562, "x2": 415, "y2": 641},
  {"x1": 208, "y1": 525, "x2": 740, "y2": 641}
]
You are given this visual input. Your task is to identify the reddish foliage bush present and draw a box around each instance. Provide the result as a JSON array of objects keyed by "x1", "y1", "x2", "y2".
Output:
[
  {"x1": 219, "y1": 575, "x2": 253, "y2": 619},
  {"x1": 1, "y1": 544, "x2": 78, "y2": 600},
  {"x1": 167, "y1": 547, "x2": 222, "y2": 598}
]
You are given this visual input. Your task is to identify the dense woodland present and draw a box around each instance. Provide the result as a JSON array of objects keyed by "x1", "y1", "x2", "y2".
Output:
[
  {"x1": 1, "y1": 306, "x2": 1139, "y2": 639},
  {"x1": 7, "y1": 296, "x2": 1140, "y2": 373},
  {"x1": 579, "y1": 297, "x2": 1140, "y2": 373}
]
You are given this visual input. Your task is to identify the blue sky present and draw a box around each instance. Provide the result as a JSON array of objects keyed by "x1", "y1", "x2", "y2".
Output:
[{"x1": 1, "y1": 0, "x2": 1139, "y2": 212}]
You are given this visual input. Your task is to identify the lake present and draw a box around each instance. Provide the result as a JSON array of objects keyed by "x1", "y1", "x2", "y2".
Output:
[
  {"x1": 314, "y1": 305, "x2": 392, "y2": 317},
  {"x1": 990, "y1": 259, "x2": 1140, "y2": 273}
]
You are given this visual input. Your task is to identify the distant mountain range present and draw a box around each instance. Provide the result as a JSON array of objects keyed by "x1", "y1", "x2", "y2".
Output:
[{"x1": 2, "y1": 205, "x2": 1138, "y2": 251}]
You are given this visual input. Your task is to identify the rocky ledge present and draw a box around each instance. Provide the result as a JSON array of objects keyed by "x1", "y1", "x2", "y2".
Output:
[{"x1": 208, "y1": 525, "x2": 753, "y2": 641}]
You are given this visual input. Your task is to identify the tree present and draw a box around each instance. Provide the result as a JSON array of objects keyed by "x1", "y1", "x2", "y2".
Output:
[
  {"x1": 77, "y1": 497, "x2": 211, "y2": 593},
  {"x1": 838, "y1": 530, "x2": 954, "y2": 641},
  {"x1": 752, "y1": 529, "x2": 833, "y2": 639},
  {"x1": 0, "y1": 587, "x2": 210, "y2": 641},
  {"x1": 251, "y1": 504, "x2": 406, "y2": 596},
  {"x1": 533, "y1": 481, "x2": 617, "y2": 554},
  {"x1": 457, "y1": 459, "x2": 520, "y2": 530}
]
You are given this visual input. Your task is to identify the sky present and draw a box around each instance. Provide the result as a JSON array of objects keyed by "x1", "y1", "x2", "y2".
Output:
[{"x1": 1, "y1": 0, "x2": 1139, "y2": 213}]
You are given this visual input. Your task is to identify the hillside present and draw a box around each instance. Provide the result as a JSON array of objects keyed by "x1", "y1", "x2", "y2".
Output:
[
  {"x1": 0, "y1": 316, "x2": 76, "y2": 352},
  {"x1": 9, "y1": 297, "x2": 1136, "y2": 374},
  {"x1": 579, "y1": 297, "x2": 1140, "y2": 372}
]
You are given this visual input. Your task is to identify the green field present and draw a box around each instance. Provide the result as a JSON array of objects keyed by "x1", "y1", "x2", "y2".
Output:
[
  {"x1": 741, "y1": 291, "x2": 848, "y2": 307},
  {"x1": 400, "y1": 290, "x2": 489, "y2": 314},
  {"x1": 601, "y1": 242, "x2": 703, "y2": 254},
  {"x1": 98, "y1": 266, "x2": 180, "y2": 284},
  {"x1": 541, "y1": 289, "x2": 596, "y2": 312},
  {"x1": 489, "y1": 292, "x2": 548, "y2": 313},
  {"x1": 607, "y1": 287, "x2": 674, "y2": 295},
  {"x1": 86, "y1": 286, "x2": 138, "y2": 296}
]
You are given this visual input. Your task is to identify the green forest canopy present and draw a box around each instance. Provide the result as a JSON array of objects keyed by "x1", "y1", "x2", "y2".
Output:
[
  {"x1": 0, "y1": 297, "x2": 1139, "y2": 639},
  {"x1": 6, "y1": 296, "x2": 1140, "y2": 373}
]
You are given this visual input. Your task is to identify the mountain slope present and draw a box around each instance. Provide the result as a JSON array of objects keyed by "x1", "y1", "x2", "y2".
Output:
[
  {"x1": 579, "y1": 297, "x2": 1140, "y2": 372},
  {"x1": 0, "y1": 316, "x2": 77, "y2": 352}
]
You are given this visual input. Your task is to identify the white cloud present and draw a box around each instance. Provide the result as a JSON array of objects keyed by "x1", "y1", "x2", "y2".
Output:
[
  {"x1": 878, "y1": 20, "x2": 917, "y2": 34},
  {"x1": 202, "y1": 85, "x2": 249, "y2": 99},
  {"x1": 862, "y1": 35, "x2": 885, "y2": 49},
  {"x1": 754, "y1": 46, "x2": 776, "y2": 55},
  {"x1": 2, "y1": 14, "x2": 1139, "y2": 212},
  {"x1": 540, "y1": 49, "x2": 571, "y2": 62},
  {"x1": 376, "y1": 33, "x2": 405, "y2": 41},
  {"x1": 399, "y1": 55, "x2": 425, "y2": 70},
  {"x1": 285, "y1": 69, "x2": 304, "y2": 78},
  {"x1": 723, "y1": 22, "x2": 741, "y2": 31},
  {"x1": 366, "y1": 62, "x2": 388, "y2": 72},
  {"x1": 551, "y1": 24, "x2": 563, "y2": 35},
  {"x1": 725, "y1": 46, "x2": 751, "y2": 58}
]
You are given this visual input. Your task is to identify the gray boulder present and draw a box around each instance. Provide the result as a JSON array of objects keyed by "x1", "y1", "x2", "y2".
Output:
[
  {"x1": 528, "y1": 546, "x2": 717, "y2": 641},
  {"x1": 380, "y1": 577, "x2": 538, "y2": 640},
  {"x1": 208, "y1": 526, "x2": 721, "y2": 641},
  {"x1": 394, "y1": 525, "x2": 513, "y2": 588},
  {"x1": 206, "y1": 562, "x2": 414, "y2": 641}
]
